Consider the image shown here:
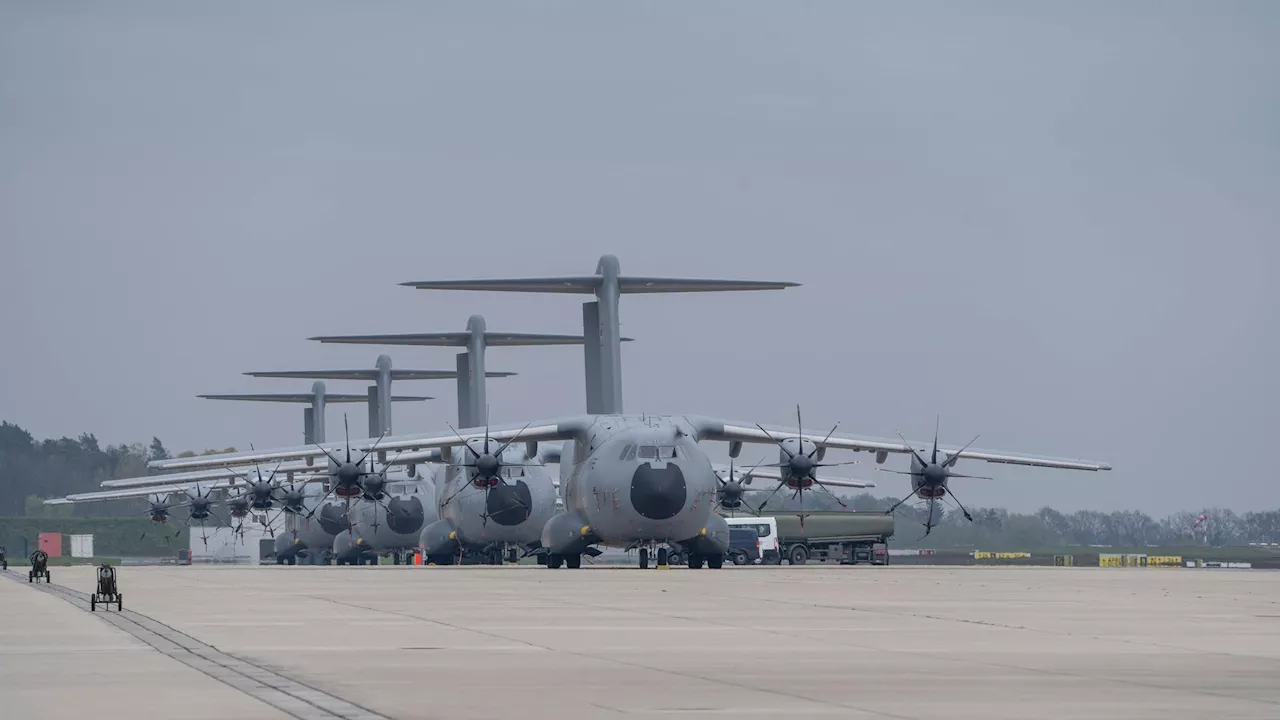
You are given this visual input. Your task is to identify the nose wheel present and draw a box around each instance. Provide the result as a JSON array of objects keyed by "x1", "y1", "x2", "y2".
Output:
[{"x1": 638, "y1": 546, "x2": 671, "y2": 569}]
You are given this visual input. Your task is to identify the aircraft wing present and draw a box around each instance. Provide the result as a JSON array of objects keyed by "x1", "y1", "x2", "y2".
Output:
[
  {"x1": 100, "y1": 462, "x2": 319, "y2": 489},
  {"x1": 710, "y1": 463, "x2": 875, "y2": 489},
  {"x1": 148, "y1": 418, "x2": 584, "y2": 471},
  {"x1": 692, "y1": 417, "x2": 1112, "y2": 471},
  {"x1": 53, "y1": 484, "x2": 234, "y2": 504}
]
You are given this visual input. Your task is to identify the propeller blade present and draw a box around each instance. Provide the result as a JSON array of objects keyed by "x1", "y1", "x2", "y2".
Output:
[
  {"x1": 492, "y1": 421, "x2": 535, "y2": 458},
  {"x1": 753, "y1": 480, "x2": 788, "y2": 514},
  {"x1": 814, "y1": 460, "x2": 861, "y2": 468},
  {"x1": 754, "y1": 423, "x2": 795, "y2": 459},
  {"x1": 811, "y1": 480, "x2": 849, "y2": 509},
  {"x1": 807, "y1": 421, "x2": 841, "y2": 459},
  {"x1": 795, "y1": 405, "x2": 803, "y2": 449},
  {"x1": 949, "y1": 473, "x2": 994, "y2": 480},
  {"x1": 344, "y1": 414, "x2": 352, "y2": 463},
  {"x1": 304, "y1": 485, "x2": 336, "y2": 520},
  {"x1": 355, "y1": 430, "x2": 390, "y2": 469},
  {"x1": 312, "y1": 443, "x2": 343, "y2": 468},
  {"x1": 896, "y1": 431, "x2": 930, "y2": 468},
  {"x1": 931, "y1": 416, "x2": 939, "y2": 465},
  {"x1": 444, "y1": 421, "x2": 482, "y2": 459},
  {"x1": 876, "y1": 469, "x2": 917, "y2": 475},
  {"x1": 944, "y1": 434, "x2": 981, "y2": 468}
]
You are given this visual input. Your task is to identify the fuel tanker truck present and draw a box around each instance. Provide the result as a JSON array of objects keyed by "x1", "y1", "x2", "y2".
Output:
[{"x1": 724, "y1": 511, "x2": 893, "y2": 566}]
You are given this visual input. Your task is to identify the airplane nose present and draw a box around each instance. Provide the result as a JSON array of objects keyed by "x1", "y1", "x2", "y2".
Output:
[
  {"x1": 485, "y1": 483, "x2": 533, "y2": 526},
  {"x1": 630, "y1": 463, "x2": 687, "y2": 520},
  {"x1": 387, "y1": 497, "x2": 428, "y2": 534}
]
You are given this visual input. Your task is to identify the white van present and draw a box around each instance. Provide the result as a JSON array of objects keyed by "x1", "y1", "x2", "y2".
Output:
[{"x1": 723, "y1": 516, "x2": 780, "y2": 564}]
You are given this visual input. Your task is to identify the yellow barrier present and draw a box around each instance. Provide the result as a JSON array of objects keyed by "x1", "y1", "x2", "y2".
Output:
[
  {"x1": 1148, "y1": 555, "x2": 1182, "y2": 567},
  {"x1": 1099, "y1": 554, "x2": 1125, "y2": 567},
  {"x1": 974, "y1": 551, "x2": 1032, "y2": 561}
]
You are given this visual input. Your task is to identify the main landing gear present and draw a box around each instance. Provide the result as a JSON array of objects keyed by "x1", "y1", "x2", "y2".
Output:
[{"x1": 546, "y1": 554, "x2": 581, "y2": 569}]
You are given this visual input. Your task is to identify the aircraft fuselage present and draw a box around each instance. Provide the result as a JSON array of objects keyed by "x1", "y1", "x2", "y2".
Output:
[{"x1": 543, "y1": 416, "x2": 724, "y2": 556}]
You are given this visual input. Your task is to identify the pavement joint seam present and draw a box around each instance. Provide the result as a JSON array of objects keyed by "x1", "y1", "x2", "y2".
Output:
[
  {"x1": 3, "y1": 571, "x2": 394, "y2": 720},
  {"x1": 313, "y1": 593, "x2": 914, "y2": 720}
]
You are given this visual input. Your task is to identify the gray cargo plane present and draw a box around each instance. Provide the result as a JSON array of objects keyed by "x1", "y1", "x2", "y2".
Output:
[
  {"x1": 309, "y1": 315, "x2": 593, "y2": 565},
  {"x1": 151, "y1": 255, "x2": 1113, "y2": 569}
]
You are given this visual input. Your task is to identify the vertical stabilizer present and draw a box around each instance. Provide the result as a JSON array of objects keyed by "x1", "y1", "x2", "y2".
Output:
[
  {"x1": 456, "y1": 352, "x2": 473, "y2": 428},
  {"x1": 366, "y1": 386, "x2": 380, "y2": 439},
  {"x1": 375, "y1": 355, "x2": 393, "y2": 434},
  {"x1": 582, "y1": 302, "x2": 603, "y2": 414},
  {"x1": 311, "y1": 381, "x2": 327, "y2": 444},
  {"x1": 303, "y1": 408, "x2": 315, "y2": 445},
  {"x1": 465, "y1": 315, "x2": 488, "y2": 426}
]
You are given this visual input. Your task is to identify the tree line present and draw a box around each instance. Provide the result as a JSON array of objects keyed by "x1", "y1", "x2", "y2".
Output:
[
  {"x1": 758, "y1": 490, "x2": 1280, "y2": 549},
  {"x1": 0, "y1": 421, "x2": 235, "y2": 518},
  {"x1": 3, "y1": 421, "x2": 1278, "y2": 547}
]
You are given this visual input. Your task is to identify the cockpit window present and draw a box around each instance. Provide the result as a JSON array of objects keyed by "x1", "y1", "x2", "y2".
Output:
[
  {"x1": 657, "y1": 446, "x2": 676, "y2": 459},
  {"x1": 619, "y1": 445, "x2": 634, "y2": 461},
  {"x1": 638, "y1": 445, "x2": 657, "y2": 459},
  {"x1": 637, "y1": 445, "x2": 676, "y2": 460}
]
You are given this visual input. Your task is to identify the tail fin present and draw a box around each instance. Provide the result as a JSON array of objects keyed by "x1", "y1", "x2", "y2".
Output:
[
  {"x1": 241, "y1": 356, "x2": 512, "y2": 436},
  {"x1": 401, "y1": 255, "x2": 798, "y2": 414},
  {"x1": 199, "y1": 380, "x2": 429, "y2": 444},
  {"x1": 310, "y1": 315, "x2": 605, "y2": 428}
]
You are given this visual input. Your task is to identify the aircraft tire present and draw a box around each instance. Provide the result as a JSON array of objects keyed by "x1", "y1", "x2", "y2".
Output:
[
  {"x1": 287, "y1": 557, "x2": 296, "y2": 566},
  {"x1": 547, "y1": 554, "x2": 564, "y2": 569},
  {"x1": 507, "y1": 548, "x2": 518, "y2": 564},
  {"x1": 565, "y1": 554, "x2": 582, "y2": 569},
  {"x1": 657, "y1": 548, "x2": 669, "y2": 567},
  {"x1": 90, "y1": 596, "x2": 96, "y2": 611},
  {"x1": 707, "y1": 554, "x2": 723, "y2": 570},
  {"x1": 688, "y1": 554, "x2": 704, "y2": 570},
  {"x1": 639, "y1": 548, "x2": 649, "y2": 570}
]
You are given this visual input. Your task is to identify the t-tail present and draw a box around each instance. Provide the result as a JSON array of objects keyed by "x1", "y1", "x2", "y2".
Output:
[
  {"x1": 198, "y1": 379, "x2": 430, "y2": 445},
  {"x1": 310, "y1": 314, "x2": 593, "y2": 429},
  {"x1": 401, "y1": 255, "x2": 799, "y2": 415}
]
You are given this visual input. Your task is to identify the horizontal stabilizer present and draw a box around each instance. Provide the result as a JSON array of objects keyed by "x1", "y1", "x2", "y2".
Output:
[
  {"x1": 310, "y1": 332, "x2": 632, "y2": 346},
  {"x1": 618, "y1": 277, "x2": 800, "y2": 293},
  {"x1": 243, "y1": 369, "x2": 516, "y2": 380},
  {"x1": 198, "y1": 394, "x2": 431, "y2": 403},
  {"x1": 402, "y1": 277, "x2": 601, "y2": 293},
  {"x1": 401, "y1": 276, "x2": 799, "y2": 294}
]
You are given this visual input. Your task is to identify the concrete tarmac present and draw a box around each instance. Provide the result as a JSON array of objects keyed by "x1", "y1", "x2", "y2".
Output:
[{"x1": 4, "y1": 565, "x2": 1280, "y2": 720}]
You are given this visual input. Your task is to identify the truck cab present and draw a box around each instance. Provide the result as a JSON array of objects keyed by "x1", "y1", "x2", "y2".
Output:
[{"x1": 723, "y1": 516, "x2": 781, "y2": 564}]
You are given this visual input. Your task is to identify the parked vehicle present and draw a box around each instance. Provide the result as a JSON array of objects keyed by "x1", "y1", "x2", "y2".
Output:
[
  {"x1": 728, "y1": 527, "x2": 761, "y2": 565},
  {"x1": 728, "y1": 512, "x2": 892, "y2": 565},
  {"x1": 723, "y1": 516, "x2": 781, "y2": 564}
]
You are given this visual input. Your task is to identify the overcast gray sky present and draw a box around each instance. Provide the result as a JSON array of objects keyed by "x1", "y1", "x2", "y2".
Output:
[{"x1": 2, "y1": 2, "x2": 1276, "y2": 515}]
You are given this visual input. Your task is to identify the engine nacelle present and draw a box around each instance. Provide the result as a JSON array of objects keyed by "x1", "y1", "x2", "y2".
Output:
[
  {"x1": 728, "y1": 441, "x2": 743, "y2": 459},
  {"x1": 875, "y1": 450, "x2": 888, "y2": 464}
]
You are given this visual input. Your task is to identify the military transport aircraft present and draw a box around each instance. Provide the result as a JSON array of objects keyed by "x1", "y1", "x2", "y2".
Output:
[
  {"x1": 151, "y1": 255, "x2": 1112, "y2": 570},
  {"x1": 309, "y1": 314, "x2": 589, "y2": 566}
]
